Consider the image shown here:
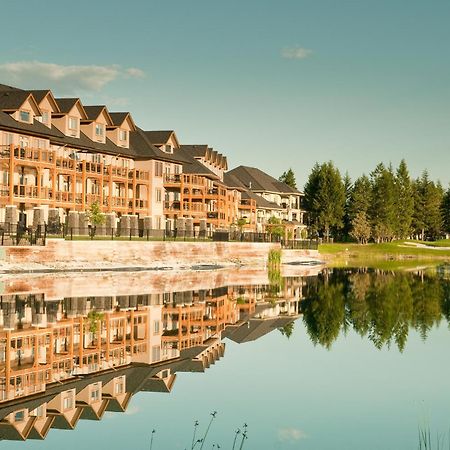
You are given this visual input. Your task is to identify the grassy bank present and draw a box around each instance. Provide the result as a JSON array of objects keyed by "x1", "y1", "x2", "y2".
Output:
[{"x1": 319, "y1": 240, "x2": 450, "y2": 269}]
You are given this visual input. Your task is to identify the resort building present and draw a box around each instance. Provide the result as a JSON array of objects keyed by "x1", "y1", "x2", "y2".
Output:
[
  {"x1": 226, "y1": 165, "x2": 307, "y2": 237},
  {"x1": 0, "y1": 83, "x2": 300, "y2": 236}
]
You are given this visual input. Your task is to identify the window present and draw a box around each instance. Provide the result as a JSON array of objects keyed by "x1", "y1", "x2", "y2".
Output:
[
  {"x1": 165, "y1": 144, "x2": 173, "y2": 153},
  {"x1": 155, "y1": 161, "x2": 163, "y2": 177},
  {"x1": 119, "y1": 129, "x2": 127, "y2": 141},
  {"x1": 19, "y1": 110, "x2": 30, "y2": 122},
  {"x1": 95, "y1": 124, "x2": 104, "y2": 137},
  {"x1": 63, "y1": 395, "x2": 73, "y2": 410},
  {"x1": 115, "y1": 382, "x2": 124, "y2": 394},
  {"x1": 174, "y1": 165, "x2": 180, "y2": 175},
  {"x1": 2, "y1": 132, "x2": 13, "y2": 146},
  {"x1": 14, "y1": 411, "x2": 25, "y2": 422},
  {"x1": 156, "y1": 188, "x2": 162, "y2": 202},
  {"x1": 68, "y1": 117, "x2": 78, "y2": 130},
  {"x1": 38, "y1": 111, "x2": 50, "y2": 124},
  {"x1": 153, "y1": 320, "x2": 160, "y2": 334},
  {"x1": 91, "y1": 389, "x2": 100, "y2": 402},
  {"x1": 152, "y1": 345, "x2": 161, "y2": 362}
]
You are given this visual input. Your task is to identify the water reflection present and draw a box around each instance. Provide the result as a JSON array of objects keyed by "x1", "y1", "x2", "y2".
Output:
[
  {"x1": 302, "y1": 268, "x2": 450, "y2": 351},
  {"x1": 0, "y1": 267, "x2": 448, "y2": 442},
  {"x1": 0, "y1": 274, "x2": 303, "y2": 441}
]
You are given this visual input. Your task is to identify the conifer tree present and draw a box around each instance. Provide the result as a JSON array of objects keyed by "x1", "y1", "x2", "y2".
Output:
[
  {"x1": 304, "y1": 162, "x2": 346, "y2": 241},
  {"x1": 395, "y1": 159, "x2": 414, "y2": 239},
  {"x1": 279, "y1": 168, "x2": 297, "y2": 189},
  {"x1": 442, "y1": 186, "x2": 450, "y2": 236},
  {"x1": 369, "y1": 163, "x2": 397, "y2": 242}
]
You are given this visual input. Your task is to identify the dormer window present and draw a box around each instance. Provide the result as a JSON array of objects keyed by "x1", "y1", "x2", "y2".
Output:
[
  {"x1": 41, "y1": 111, "x2": 49, "y2": 124},
  {"x1": 165, "y1": 144, "x2": 173, "y2": 154},
  {"x1": 95, "y1": 124, "x2": 104, "y2": 137},
  {"x1": 119, "y1": 129, "x2": 127, "y2": 141},
  {"x1": 68, "y1": 117, "x2": 78, "y2": 130},
  {"x1": 19, "y1": 110, "x2": 31, "y2": 122}
]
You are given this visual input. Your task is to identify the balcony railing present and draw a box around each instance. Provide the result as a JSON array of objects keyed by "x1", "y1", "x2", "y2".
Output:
[
  {"x1": 164, "y1": 174, "x2": 181, "y2": 184},
  {"x1": 165, "y1": 201, "x2": 181, "y2": 211}
]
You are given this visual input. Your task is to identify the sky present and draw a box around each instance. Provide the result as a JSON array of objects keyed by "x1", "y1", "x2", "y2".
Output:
[{"x1": 1, "y1": 0, "x2": 449, "y2": 188}]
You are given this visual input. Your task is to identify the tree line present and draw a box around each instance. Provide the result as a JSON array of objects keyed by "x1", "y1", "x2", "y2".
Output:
[
  {"x1": 300, "y1": 160, "x2": 450, "y2": 242},
  {"x1": 301, "y1": 268, "x2": 450, "y2": 351}
]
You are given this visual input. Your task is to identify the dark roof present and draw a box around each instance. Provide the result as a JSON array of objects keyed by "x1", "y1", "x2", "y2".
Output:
[
  {"x1": 109, "y1": 112, "x2": 129, "y2": 127},
  {"x1": 223, "y1": 172, "x2": 247, "y2": 189},
  {"x1": 130, "y1": 128, "x2": 185, "y2": 163},
  {"x1": 29, "y1": 90, "x2": 52, "y2": 104},
  {"x1": 181, "y1": 156, "x2": 219, "y2": 179},
  {"x1": 180, "y1": 144, "x2": 209, "y2": 158},
  {"x1": 227, "y1": 166, "x2": 301, "y2": 194},
  {"x1": 143, "y1": 130, "x2": 175, "y2": 146},
  {"x1": 0, "y1": 110, "x2": 62, "y2": 139},
  {"x1": 83, "y1": 105, "x2": 106, "y2": 121},
  {"x1": 223, "y1": 316, "x2": 298, "y2": 344},
  {"x1": 0, "y1": 83, "x2": 22, "y2": 92},
  {"x1": 54, "y1": 98, "x2": 80, "y2": 114},
  {"x1": 0, "y1": 90, "x2": 31, "y2": 110}
]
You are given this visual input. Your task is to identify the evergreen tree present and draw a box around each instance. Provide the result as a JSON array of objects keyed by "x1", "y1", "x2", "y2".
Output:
[
  {"x1": 350, "y1": 211, "x2": 371, "y2": 244},
  {"x1": 341, "y1": 172, "x2": 353, "y2": 240},
  {"x1": 395, "y1": 159, "x2": 414, "y2": 239},
  {"x1": 348, "y1": 175, "x2": 372, "y2": 222},
  {"x1": 279, "y1": 168, "x2": 297, "y2": 189},
  {"x1": 304, "y1": 162, "x2": 346, "y2": 241},
  {"x1": 413, "y1": 171, "x2": 444, "y2": 240},
  {"x1": 369, "y1": 163, "x2": 397, "y2": 242},
  {"x1": 441, "y1": 186, "x2": 450, "y2": 236}
]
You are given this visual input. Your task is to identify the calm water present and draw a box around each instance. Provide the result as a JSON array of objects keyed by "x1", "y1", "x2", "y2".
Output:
[{"x1": 1, "y1": 267, "x2": 449, "y2": 449}]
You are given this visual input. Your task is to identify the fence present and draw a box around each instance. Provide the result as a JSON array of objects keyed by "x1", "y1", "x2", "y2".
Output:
[
  {"x1": 0, "y1": 222, "x2": 318, "y2": 249},
  {"x1": 55, "y1": 226, "x2": 318, "y2": 249},
  {"x1": 0, "y1": 223, "x2": 46, "y2": 246}
]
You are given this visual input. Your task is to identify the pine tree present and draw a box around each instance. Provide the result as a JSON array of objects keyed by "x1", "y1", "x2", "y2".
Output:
[
  {"x1": 341, "y1": 172, "x2": 352, "y2": 240},
  {"x1": 369, "y1": 163, "x2": 397, "y2": 242},
  {"x1": 395, "y1": 159, "x2": 414, "y2": 239},
  {"x1": 304, "y1": 161, "x2": 346, "y2": 241},
  {"x1": 412, "y1": 171, "x2": 444, "y2": 240},
  {"x1": 279, "y1": 168, "x2": 297, "y2": 189},
  {"x1": 349, "y1": 175, "x2": 371, "y2": 222},
  {"x1": 442, "y1": 186, "x2": 450, "y2": 236}
]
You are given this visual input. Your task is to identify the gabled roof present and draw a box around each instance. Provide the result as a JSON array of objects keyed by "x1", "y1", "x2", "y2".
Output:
[
  {"x1": 0, "y1": 90, "x2": 41, "y2": 114},
  {"x1": 180, "y1": 144, "x2": 209, "y2": 158},
  {"x1": 227, "y1": 166, "x2": 301, "y2": 194},
  {"x1": 54, "y1": 98, "x2": 88, "y2": 119},
  {"x1": 129, "y1": 128, "x2": 185, "y2": 163},
  {"x1": 82, "y1": 105, "x2": 113, "y2": 125},
  {"x1": 29, "y1": 90, "x2": 60, "y2": 112},
  {"x1": 144, "y1": 130, "x2": 179, "y2": 147},
  {"x1": 109, "y1": 112, "x2": 136, "y2": 130},
  {"x1": 223, "y1": 316, "x2": 298, "y2": 343}
]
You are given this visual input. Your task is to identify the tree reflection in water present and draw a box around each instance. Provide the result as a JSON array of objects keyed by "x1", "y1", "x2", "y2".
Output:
[{"x1": 301, "y1": 268, "x2": 450, "y2": 351}]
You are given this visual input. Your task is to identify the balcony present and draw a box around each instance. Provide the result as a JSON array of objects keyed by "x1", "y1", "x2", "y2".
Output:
[
  {"x1": 164, "y1": 201, "x2": 181, "y2": 211},
  {"x1": 134, "y1": 199, "x2": 148, "y2": 210},
  {"x1": 183, "y1": 203, "x2": 205, "y2": 213}
]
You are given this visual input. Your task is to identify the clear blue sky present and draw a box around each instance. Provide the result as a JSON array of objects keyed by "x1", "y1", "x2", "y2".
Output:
[{"x1": 1, "y1": 0, "x2": 449, "y2": 188}]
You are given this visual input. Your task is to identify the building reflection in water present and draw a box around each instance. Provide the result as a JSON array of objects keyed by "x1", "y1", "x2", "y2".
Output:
[{"x1": 0, "y1": 275, "x2": 304, "y2": 441}]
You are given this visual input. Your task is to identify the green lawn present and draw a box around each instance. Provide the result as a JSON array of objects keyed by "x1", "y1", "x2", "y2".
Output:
[{"x1": 318, "y1": 241, "x2": 450, "y2": 269}]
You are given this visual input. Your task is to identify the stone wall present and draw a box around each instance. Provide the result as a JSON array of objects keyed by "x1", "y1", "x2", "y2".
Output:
[{"x1": 0, "y1": 240, "x2": 320, "y2": 273}]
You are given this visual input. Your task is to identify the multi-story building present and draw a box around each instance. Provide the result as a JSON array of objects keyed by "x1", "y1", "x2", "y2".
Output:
[
  {"x1": 0, "y1": 83, "x2": 300, "y2": 235},
  {"x1": 226, "y1": 165, "x2": 307, "y2": 237},
  {"x1": 0, "y1": 84, "x2": 165, "y2": 229}
]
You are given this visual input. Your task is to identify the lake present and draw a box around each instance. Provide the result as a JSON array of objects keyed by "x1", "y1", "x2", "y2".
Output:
[{"x1": 1, "y1": 266, "x2": 449, "y2": 449}]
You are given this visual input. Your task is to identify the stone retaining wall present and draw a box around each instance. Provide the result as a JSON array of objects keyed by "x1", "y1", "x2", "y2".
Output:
[{"x1": 0, "y1": 240, "x2": 321, "y2": 273}]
